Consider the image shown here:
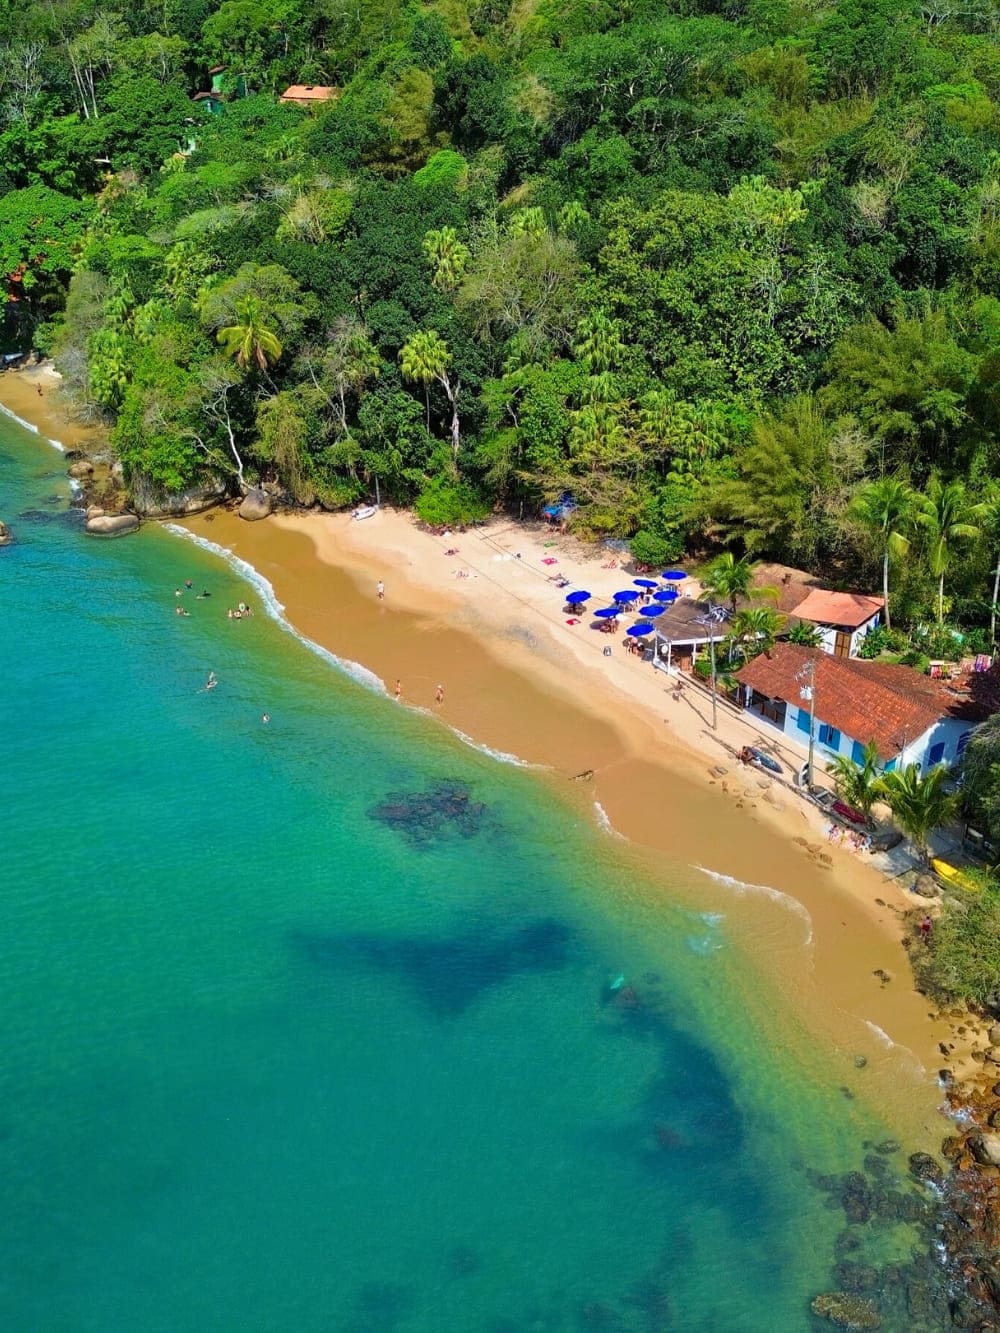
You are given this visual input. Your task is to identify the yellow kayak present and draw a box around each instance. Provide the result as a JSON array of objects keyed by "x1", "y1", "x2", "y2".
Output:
[{"x1": 931, "y1": 859, "x2": 979, "y2": 891}]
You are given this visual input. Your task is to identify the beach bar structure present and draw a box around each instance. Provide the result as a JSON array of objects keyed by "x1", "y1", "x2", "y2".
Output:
[{"x1": 650, "y1": 599, "x2": 728, "y2": 674}]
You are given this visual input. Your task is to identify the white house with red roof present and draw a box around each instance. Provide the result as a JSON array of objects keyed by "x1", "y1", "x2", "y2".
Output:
[
  {"x1": 735, "y1": 643, "x2": 993, "y2": 773},
  {"x1": 789, "y1": 590, "x2": 884, "y2": 658}
]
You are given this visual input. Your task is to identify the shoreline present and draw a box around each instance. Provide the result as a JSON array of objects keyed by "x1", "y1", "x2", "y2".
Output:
[
  {"x1": 178, "y1": 502, "x2": 979, "y2": 1142},
  {"x1": 0, "y1": 370, "x2": 983, "y2": 1147}
]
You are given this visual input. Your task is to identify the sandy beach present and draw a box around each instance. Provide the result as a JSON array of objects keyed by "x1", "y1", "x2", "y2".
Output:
[
  {"x1": 0, "y1": 361, "x2": 103, "y2": 453},
  {"x1": 0, "y1": 364, "x2": 980, "y2": 1144},
  {"x1": 172, "y1": 502, "x2": 981, "y2": 1142}
]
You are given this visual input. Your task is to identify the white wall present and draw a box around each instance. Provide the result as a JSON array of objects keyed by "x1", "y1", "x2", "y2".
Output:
[{"x1": 812, "y1": 612, "x2": 881, "y2": 658}]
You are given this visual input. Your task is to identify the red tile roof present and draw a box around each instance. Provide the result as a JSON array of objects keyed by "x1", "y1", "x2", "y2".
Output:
[
  {"x1": 790, "y1": 589, "x2": 885, "y2": 628},
  {"x1": 734, "y1": 643, "x2": 984, "y2": 760},
  {"x1": 279, "y1": 85, "x2": 340, "y2": 103}
]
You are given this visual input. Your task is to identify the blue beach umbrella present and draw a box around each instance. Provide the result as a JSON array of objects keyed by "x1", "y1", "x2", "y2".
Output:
[
  {"x1": 642, "y1": 604, "x2": 666, "y2": 617},
  {"x1": 633, "y1": 577, "x2": 658, "y2": 588},
  {"x1": 593, "y1": 607, "x2": 620, "y2": 619},
  {"x1": 657, "y1": 587, "x2": 679, "y2": 601},
  {"x1": 613, "y1": 589, "x2": 640, "y2": 603},
  {"x1": 564, "y1": 589, "x2": 591, "y2": 604},
  {"x1": 627, "y1": 623, "x2": 655, "y2": 636},
  {"x1": 661, "y1": 569, "x2": 687, "y2": 580}
]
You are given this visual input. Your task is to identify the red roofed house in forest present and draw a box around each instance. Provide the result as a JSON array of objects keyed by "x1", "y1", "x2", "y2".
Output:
[
  {"x1": 789, "y1": 589, "x2": 884, "y2": 658},
  {"x1": 735, "y1": 643, "x2": 997, "y2": 774},
  {"x1": 279, "y1": 85, "x2": 340, "y2": 108}
]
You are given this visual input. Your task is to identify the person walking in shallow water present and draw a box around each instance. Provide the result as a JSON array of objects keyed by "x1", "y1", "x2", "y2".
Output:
[{"x1": 394, "y1": 679, "x2": 402, "y2": 700}]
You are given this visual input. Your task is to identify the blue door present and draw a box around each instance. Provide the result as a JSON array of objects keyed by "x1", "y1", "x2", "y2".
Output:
[{"x1": 927, "y1": 741, "x2": 946, "y2": 767}]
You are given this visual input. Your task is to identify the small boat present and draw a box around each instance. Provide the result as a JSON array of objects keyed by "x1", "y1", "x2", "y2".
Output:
[
  {"x1": 747, "y1": 747, "x2": 782, "y2": 775},
  {"x1": 931, "y1": 859, "x2": 978, "y2": 891},
  {"x1": 352, "y1": 505, "x2": 377, "y2": 521}
]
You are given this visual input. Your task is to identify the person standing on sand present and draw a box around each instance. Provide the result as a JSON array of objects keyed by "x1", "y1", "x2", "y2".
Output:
[
  {"x1": 394, "y1": 679, "x2": 402, "y2": 700},
  {"x1": 435, "y1": 684, "x2": 444, "y2": 704},
  {"x1": 377, "y1": 579, "x2": 385, "y2": 600}
]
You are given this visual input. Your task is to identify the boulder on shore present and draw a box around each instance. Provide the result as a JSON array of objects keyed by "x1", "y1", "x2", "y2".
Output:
[
  {"x1": 971, "y1": 1133, "x2": 1000, "y2": 1168},
  {"x1": 85, "y1": 504, "x2": 105, "y2": 520},
  {"x1": 0, "y1": 519, "x2": 12, "y2": 546},
  {"x1": 238, "y1": 488, "x2": 272, "y2": 521},
  {"x1": 67, "y1": 460, "x2": 94, "y2": 479},
  {"x1": 85, "y1": 512, "x2": 139, "y2": 538},
  {"x1": 131, "y1": 479, "x2": 227, "y2": 517}
]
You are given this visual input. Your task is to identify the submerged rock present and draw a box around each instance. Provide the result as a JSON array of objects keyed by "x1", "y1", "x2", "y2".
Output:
[
  {"x1": 908, "y1": 1152, "x2": 944, "y2": 1186},
  {"x1": 0, "y1": 519, "x2": 12, "y2": 546},
  {"x1": 238, "y1": 487, "x2": 272, "y2": 521},
  {"x1": 810, "y1": 1292, "x2": 882, "y2": 1328},
  {"x1": 368, "y1": 781, "x2": 488, "y2": 846}
]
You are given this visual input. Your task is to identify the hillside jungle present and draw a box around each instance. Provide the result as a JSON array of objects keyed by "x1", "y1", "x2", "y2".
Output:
[{"x1": 3, "y1": 0, "x2": 1000, "y2": 1028}]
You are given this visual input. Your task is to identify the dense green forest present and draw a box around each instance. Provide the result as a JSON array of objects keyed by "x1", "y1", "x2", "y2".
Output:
[{"x1": 2, "y1": 0, "x2": 1000, "y2": 627}]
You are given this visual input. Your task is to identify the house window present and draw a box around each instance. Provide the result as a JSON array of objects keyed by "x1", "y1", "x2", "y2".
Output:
[
  {"x1": 927, "y1": 741, "x2": 946, "y2": 767},
  {"x1": 851, "y1": 740, "x2": 867, "y2": 765},
  {"x1": 796, "y1": 707, "x2": 811, "y2": 734},
  {"x1": 818, "y1": 723, "x2": 841, "y2": 749},
  {"x1": 883, "y1": 758, "x2": 896, "y2": 773}
]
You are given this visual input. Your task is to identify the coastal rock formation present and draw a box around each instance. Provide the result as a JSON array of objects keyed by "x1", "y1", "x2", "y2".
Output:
[
  {"x1": 131, "y1": 479, "x2": 227, "y2": 517},
  {"x1": 239, "y1": 488, "x2": 272, "y2": 521},
  {"x1": 85, "y1": 505, "x2": 105, "y2": 520},
  {"x1": 85, "y1": 512, "x2": 140, "y2": 538},
  {"x1": 810, "y1": 1292, "x2": 882, "y2": 1328},
  {"x1": 0, "y1": 520, "x2": 12, "y2": 546},
  {"x1": 970, "y1": 1132, "x2": 1000, "y2": 1167},
  {"x1": 67, "y1": 459, "x2": 94, "y2": 479}
]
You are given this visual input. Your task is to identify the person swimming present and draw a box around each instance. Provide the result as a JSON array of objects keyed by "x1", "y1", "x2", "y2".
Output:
[{"x1": 206, "y1": 672, "x2": 218, "y2": 690}]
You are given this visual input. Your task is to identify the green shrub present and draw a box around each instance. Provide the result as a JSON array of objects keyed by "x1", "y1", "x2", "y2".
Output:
[
  {"x1": 858, "y1": 626, "x2": 888, "y2": 658},
  {"x1": 914, "y1": 884, "x2": 1000, "y2": 1008}
]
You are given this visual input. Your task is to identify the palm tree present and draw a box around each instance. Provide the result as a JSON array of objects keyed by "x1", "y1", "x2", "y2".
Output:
[
  {"x1": 400, "y1": 330, "x2": 461, "y2": 457},
  {"x1": 849, "y1": 478, "x2": 915, "y2": 632},
  {"x1": 827, "y1": 740, "x2": 881, "y2": 825},
  {"x1": 217, "y1": 296, "x2": 283, "y2": 372},
  {"x1": 422, "y1": 226, "x2": 470, "y2": 292},
  {"x1": 787, "y1": 620, "x2": 823, "y2": 647},
  {"x1": 913, "y1": 477, "x2": 983, "y2": 624},
  {"x1": 704, "y1": 552, "x2": 776, "y2": 613},
  {"x1": 874, "y1": 764, "x2": 957, "y2": 864},
  {"x1": 725, "y1": 606, "x2": 786, "y2": 661}
]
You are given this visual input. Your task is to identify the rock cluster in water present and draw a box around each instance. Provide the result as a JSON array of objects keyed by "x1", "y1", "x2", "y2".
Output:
[{"x1": 368, "y1": 780, "x2": 488, "y2": 846}]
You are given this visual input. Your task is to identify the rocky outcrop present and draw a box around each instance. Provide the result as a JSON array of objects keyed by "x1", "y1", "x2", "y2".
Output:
[
  {"x1": 67, "y1": 459, "x2": 94, "y2": 479},
  {"x1": 131, "y1": 479, "x2": 227, "y2": 517},
  {"x1": 238, "y1": 487, "x2": 272, "y2": 521},
  {"x1": 810, "y1": 1293, "x2": 882, "y2": 1328},
  {"x1": 85, "y1": 505, "x2": 105, "y2": 521},
  {"x1": 0, "y1": 519, "x2": 12, "y2": 546},
  {"x1": 85, "y1": 512, "x2": 140, "y2": 538}
]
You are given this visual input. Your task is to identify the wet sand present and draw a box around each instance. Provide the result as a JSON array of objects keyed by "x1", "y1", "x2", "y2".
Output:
[
  {"x1": 177, "y1": 506, "x2": 976, "y2": 1146},
  {"x1": 0, "y1": 363, "x2": 103, "y2": 453}
]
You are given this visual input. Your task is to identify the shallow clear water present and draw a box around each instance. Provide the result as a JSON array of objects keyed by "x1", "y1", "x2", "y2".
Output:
[{"x1": 1, "y1": 419, "x2": 909, "y2": 1331}]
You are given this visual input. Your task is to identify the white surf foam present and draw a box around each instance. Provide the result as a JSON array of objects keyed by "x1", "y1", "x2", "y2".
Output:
[
  {"x1": 593, "y1": 800, "x2": 624, "y2": 838},
  {"x1": 448, "y1": 725, "x2": 531, "y2": 767},
  {"x1": 0, "y1": 402, "x2": 65, "y2": 450},
  {"x1": 165, "y1": 525, "x2": 386, "y2": 694},
  {"x1": 693, "y1": 864, "x2": 814, "y2": 944}
]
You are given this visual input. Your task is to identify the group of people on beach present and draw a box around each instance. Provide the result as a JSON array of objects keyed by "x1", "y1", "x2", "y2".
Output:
[
  {"x1": 392, "y1": 679, "x2": 445, "y2": 705},
  {"x1": 826, "y1": 822, "x2": 873, "y2": 854},
  {"x1": 227, "y1": 602, "x2": 253, "y2": 619}
]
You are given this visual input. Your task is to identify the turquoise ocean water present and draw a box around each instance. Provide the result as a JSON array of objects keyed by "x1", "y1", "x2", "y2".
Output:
[{"x1": 1, "y1": 416, "x2": 920, "y2": 1331}]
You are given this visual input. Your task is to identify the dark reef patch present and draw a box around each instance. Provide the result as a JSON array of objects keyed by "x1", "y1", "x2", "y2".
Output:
[
  {"x1": 292, "y1": 916, "x2": 573, "y2": 1016},
  {"x1": 367, "y1": 780, "x2": 489, "y2": 847}
]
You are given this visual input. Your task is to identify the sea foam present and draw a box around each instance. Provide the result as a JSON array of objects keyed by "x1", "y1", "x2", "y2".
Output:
[
  {"x1": 863, "y1": 1019, "x2": 926, "y2": 1075},
  {"x1": 593, "y1": 800, "x2": 624, "y2": 837},
  {"x1": 693, "y1": 864, "x2": 814, "y2": 945},
  {"x1": 165, "y1": 525, "x2": 386, "y2": 693},
  {"x1": 0, "y1": 402, "x2": 64, "y2": 451}
]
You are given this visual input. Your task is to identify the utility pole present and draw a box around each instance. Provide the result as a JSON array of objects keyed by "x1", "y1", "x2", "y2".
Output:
[
  {"x1": 708, "y1": 618, "x2": 718, "y2": 731},
  {"x1": 797, "y1": 657, "x2": 817, "y2": 790}
]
